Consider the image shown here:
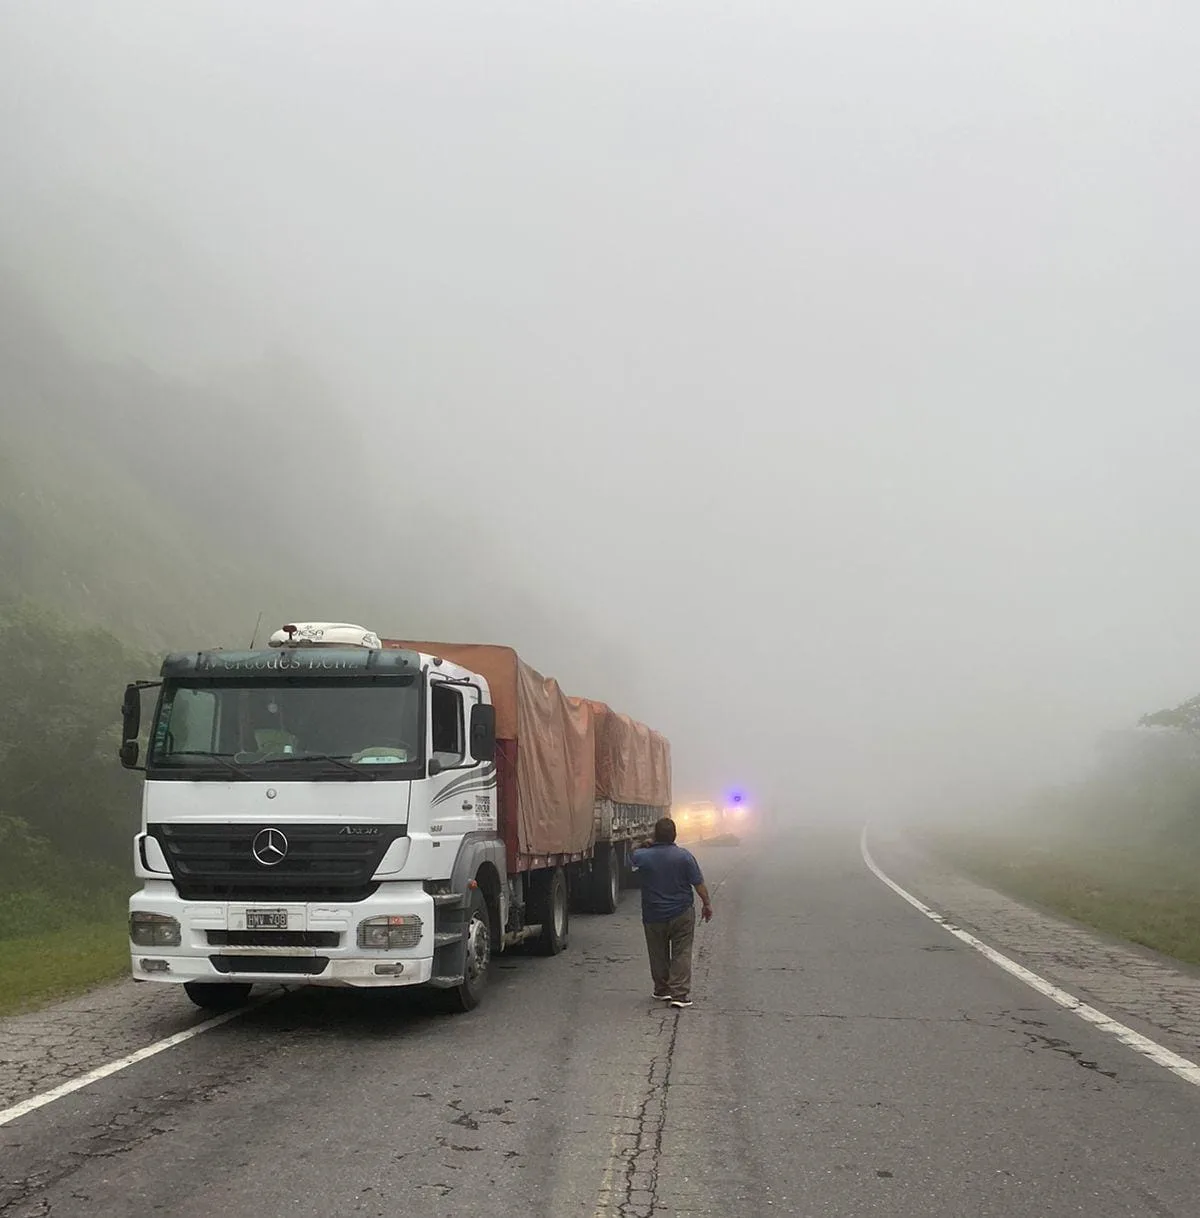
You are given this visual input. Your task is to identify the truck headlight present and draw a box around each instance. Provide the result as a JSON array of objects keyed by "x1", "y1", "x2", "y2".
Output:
[
  {"x1": 358, "y1": 915, "x2": 423, "y2": 950},
  {"x1": 130, "y1": 912, "x2": 181, "y2": 947}
]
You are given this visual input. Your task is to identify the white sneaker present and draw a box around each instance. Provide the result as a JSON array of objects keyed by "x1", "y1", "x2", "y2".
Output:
[{"x1": 670, "y1": 998, "x2": 693, "y2": 1009}]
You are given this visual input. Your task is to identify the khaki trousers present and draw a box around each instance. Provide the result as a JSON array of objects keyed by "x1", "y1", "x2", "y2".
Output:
[{"x1": 643, "y1": 907, "x2": 696, "y2": 1000}]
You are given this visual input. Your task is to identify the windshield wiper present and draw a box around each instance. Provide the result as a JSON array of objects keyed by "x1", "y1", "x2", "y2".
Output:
[
  {"x1": 157, "y1": 751, "x2": 255, "y2": 779},
  {"x1": 268, "y1": 753, "x2": 380, "y2": 780}
]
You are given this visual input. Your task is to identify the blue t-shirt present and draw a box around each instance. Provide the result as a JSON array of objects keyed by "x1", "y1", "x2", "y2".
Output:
[{"x1": 631, "y1": 843, "x2": 704, "y2": 924}]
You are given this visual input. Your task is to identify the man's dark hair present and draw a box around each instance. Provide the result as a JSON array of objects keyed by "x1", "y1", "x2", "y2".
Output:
[{"x1": 653, "y1": 817, "x2": 677, "y2": 844}]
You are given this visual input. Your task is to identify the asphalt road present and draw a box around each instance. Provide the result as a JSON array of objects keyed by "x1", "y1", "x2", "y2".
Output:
[{"x1": 3, "y1": 825, "x2": 1199, "y2": 1217}]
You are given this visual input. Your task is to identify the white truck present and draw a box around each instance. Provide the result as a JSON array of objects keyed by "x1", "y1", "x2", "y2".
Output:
[{"x1": 120, "y1": 622, "x2": 671, "y2": 1013}]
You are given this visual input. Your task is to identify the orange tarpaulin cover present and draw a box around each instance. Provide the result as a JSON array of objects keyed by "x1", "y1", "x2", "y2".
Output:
[
  {"x1": 650, "y1": 731, "x2": 672, "y2": 808},
  {"x1": 383, "y1": 641, "x2": 597, "y2": 857},
  {"x1": 577, "y1": 699, "x2": 672, "y2": 807}
]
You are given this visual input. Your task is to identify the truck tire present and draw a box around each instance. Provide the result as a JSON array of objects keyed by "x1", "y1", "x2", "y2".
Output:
[
  {"x1": 530, "y1": 866, "x2": 569, "y2": 955},
  {"x1": 590, "y1": 844, "x2": 621, "y2": 915},
  {"x1": 435, "y1": 888, "x2": 491, "y2": 1014},
  {"x1": 183, "y1": 981, "x2": 253, "y2": 1011}
]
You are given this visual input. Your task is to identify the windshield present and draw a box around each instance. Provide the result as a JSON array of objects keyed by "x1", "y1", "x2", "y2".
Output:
[{"x1": 148, "y1": 677, "x2": 421, "y2": 779}]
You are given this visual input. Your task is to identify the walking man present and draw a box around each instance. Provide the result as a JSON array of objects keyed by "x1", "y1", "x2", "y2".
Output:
[{"x1": 631, "y1": 816, "x2": 713, "y2": 1009}]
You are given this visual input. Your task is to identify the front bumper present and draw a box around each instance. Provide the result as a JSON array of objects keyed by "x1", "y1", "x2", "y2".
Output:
[{"x1": 129, "y1": 881, "x2": 437, "y2": 988}]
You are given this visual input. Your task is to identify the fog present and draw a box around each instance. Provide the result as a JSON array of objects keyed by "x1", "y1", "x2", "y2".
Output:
[{"x1": 3, "y1": 1, "x2": 1199, "y2": 819}]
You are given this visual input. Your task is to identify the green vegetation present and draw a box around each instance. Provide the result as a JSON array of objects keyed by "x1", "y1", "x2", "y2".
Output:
[
  {"x1": 0, "y1": 275, "x2": 389, "y2": 1011},
  {"x1": 925, "y1": 827, "x2": 1200, "y2": 967},
  {"x1": 0, "y1": 603, "x2": 151, "y2": 866},
  {"x1": 0, "y1": 603, "x2": 151, "y2": 1007},
  {"x1": 0, "y1": 886, "x2": 131, "y2": 1018},
  {"x1": 923, "y1": 692, "x2": 1200, "y2": 967}
]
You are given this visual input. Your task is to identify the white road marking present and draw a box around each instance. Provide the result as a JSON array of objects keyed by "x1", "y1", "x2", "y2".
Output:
[
  {"x1": 860, "y1": 825, "x2": 1200, "y2": 1090},
  {"x1": 0, "y1": 990, "x2": 282, "y2": 1129}
]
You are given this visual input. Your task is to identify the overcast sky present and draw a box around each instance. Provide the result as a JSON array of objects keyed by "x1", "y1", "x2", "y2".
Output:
[{"x1": 3, "y1": 1, "x2": 1198, "y2": 815}]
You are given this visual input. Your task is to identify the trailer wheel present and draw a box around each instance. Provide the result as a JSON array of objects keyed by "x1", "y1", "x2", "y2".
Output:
[
  {"x1": 590, "y1": 844, "x2": 621, "y2": 915},
  {"x1": 436, "y1": 888, "x2": 491, "y2": 1014},
  {"x1": 183, "y1": 981, "x2": 253, "y2": 1011},
  {"x1": 530, "y1": 866, "x2": 569, "y2": 955}
]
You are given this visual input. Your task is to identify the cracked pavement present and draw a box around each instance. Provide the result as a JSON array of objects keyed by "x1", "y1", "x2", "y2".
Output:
[
  {"x1": 2, "y1": 823, "x2": 1199, "y2": 1217},
  {"x1": 0, "y1": 983, "x2": 219, "y2": 1114}
]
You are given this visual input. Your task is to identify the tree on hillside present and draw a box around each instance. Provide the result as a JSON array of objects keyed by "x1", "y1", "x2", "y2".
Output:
[
  {"x1": 0, "y1": 600, "x2": 150, "y2": 867},
  {"x1": 1066, "y1": 697, "x2": 1200, "y2": 848},
  {"x1": 1139, "y1": 695, "x2": 1200, "y2": 734}
]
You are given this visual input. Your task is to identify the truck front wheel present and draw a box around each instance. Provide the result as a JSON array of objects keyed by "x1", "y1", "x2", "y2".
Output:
[
  {"x1": 183, "y1": 981, "x2": 253, "y2": 1011},
  {"x1": 436, "y1": 888, "x2": 491, "y2": 1013}
]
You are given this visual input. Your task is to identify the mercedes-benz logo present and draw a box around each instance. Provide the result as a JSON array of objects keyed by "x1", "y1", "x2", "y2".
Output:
[{"x1": 252, "y1": 827, "x2": 289, "y2": 867}]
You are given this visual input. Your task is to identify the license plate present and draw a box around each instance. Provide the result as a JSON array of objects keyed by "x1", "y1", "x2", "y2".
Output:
[{"x1": 246, "y1": 908, "x2": 288, "y2": 930}]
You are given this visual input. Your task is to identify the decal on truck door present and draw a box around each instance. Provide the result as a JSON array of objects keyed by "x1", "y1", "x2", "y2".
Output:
[{"x1": 429, "y1": 763, "x2": 497, "y2": 807}]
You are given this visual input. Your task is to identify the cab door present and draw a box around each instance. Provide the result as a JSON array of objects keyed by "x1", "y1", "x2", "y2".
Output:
[{"x1": 428, "y1": 680, "x2": 490, "y2": 838}]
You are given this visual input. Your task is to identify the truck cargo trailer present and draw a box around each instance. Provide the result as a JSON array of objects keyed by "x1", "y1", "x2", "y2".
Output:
[{"x1": 120, "y1": 622, "x2": 671, "y2": 1016}]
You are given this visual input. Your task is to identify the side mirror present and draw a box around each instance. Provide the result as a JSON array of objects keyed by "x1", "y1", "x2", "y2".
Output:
[
  {"x1": 470, "y1": 704, "x2": 497, "y2": 763},
  {"x1": 427, "y1": 757, "x2": 444, "y2": 778},
  {"x1": 119, "y1": 739, "x2": 140, "y2": 769},
  {"x1": 121, "y1": 683, "x2": 142, "y2": 742}
]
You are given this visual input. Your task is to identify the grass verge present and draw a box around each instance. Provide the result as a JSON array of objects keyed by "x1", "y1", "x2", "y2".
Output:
[
  {"x1": 0, "y1": 867, "x2": 131, "y2": 1016},
  {"x1": 922, "y1": 826, "x2": 1200, "y2": 968},
  {"x1": 0, "y1": 916, "x2": 129, "y2": 1018}
]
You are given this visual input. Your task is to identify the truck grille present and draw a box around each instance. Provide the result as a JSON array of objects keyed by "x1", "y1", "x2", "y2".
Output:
[
  {"x1": 210, "y1": 954, "x2": 330, "y2": 975},
  {"x1": 150, "y1": 823, "x2": 404, "y2": 902},
  {"x1": 206, "y1": 931, "x2": 342, "y2": 948}
]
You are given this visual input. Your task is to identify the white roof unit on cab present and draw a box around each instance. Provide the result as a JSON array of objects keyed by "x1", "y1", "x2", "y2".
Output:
[{"x1": 268, "y1": 622, "x2": 382, "y2": 649}]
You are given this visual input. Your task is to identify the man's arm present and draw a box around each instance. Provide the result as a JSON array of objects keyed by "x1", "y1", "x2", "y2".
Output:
[{"x1": 687, "y1": 853, "x2": 713, "y2": 921}]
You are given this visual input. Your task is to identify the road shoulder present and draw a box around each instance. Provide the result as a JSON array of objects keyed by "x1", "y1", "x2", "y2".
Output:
[
  {"x1": 866, "y1": 822, "x2": 1200, "y2": 1064},
  {"x1": 0, "y1": 978, "x2": 217, "y2": 1114}
]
